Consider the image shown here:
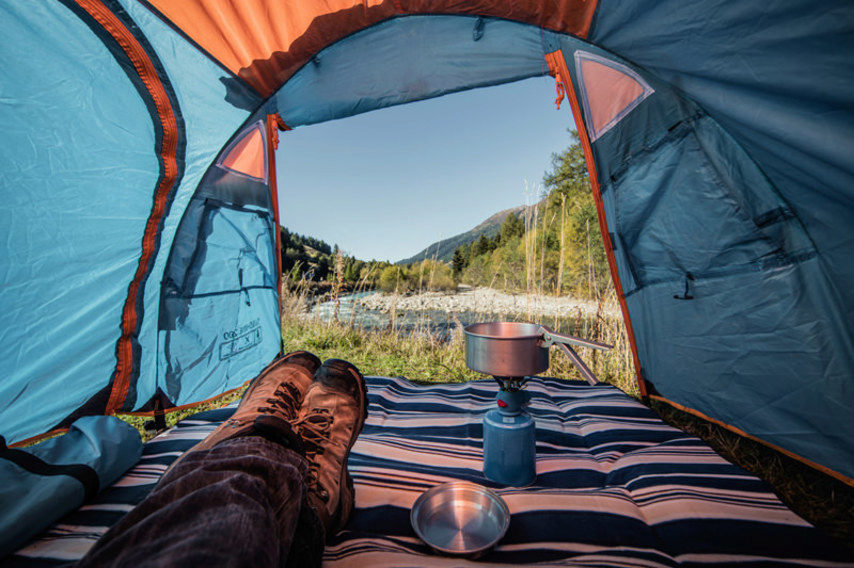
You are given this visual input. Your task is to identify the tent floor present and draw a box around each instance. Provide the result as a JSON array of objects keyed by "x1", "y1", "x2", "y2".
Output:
[{"x1": 9, "y1": 377, "x2": 853, "y2": 567}]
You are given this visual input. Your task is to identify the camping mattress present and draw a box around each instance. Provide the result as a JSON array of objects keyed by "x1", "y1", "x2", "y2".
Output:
[{"x1": 7, "y1": 376, "x2": 852, "y2": 567}]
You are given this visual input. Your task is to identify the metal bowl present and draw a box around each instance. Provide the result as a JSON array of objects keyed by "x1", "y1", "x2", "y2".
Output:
[{"x1": 410, "y1": 481, "x2": 510, "y2": 557}]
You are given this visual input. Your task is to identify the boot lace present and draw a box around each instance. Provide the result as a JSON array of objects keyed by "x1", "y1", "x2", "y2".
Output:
[
  {"x1": 256, "y1": 383, "x2": 301, "y2": 421},
  {"x1": 295, "y1": 407, "x2": 334, "y2": 501}
]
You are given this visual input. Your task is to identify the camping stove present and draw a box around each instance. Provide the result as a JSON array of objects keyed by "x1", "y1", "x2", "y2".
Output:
[
  {"x1": 482, "y1": 376, "x2": 536, "y2": 486},
  {"x1": 463, "y1": 322, "x2": 612, "y2": 487}
]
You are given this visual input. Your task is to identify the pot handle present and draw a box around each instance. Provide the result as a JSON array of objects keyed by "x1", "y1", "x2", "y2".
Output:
[
  {"x1": 540, "y1": 326, "x2": 612, "y2": 351},
  {"x1": 553, "y1": 343, "x2": 600, "y2": 386}
]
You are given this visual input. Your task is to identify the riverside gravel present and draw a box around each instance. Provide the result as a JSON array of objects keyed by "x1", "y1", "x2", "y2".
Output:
[{"x1": 354, "y1": 286, "x2": 619, "y2": 319}]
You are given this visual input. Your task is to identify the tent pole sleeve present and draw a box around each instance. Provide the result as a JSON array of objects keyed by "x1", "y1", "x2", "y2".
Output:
[
  {"x1": 544, "y1": 49, "x2": 647, "y2": 398},
  {"x1": 69, "y1": 0, "x2": 184, "y2": 415}
]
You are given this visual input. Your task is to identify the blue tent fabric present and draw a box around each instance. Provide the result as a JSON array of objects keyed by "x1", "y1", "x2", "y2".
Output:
[
  {"x1": 0, "y1": 0, "x2": 852, "y2": 494},
  {"x1": 274, "y1": 16, "x2": 553, "y2": 127},
  {"x1": 7, "y1": 378, "x2": 852, "y2": 566},
  {"x1": 0, "y1": 0, "x2": 275, "y2": 440},
  {"x1": 0, "y1": 416, "x2": 141, "y2": 558},
  {"x1": 158, "y1": 127, "x2": 281, "y2": 405},
  {"x1": 112, "y1": 0, "x2": 263, "y2": 411},
  {"x1": 0, "y1": 2, "x2": 166, "y2": 442},
  {"x1": 587, "y1": 0, "x2": 854, "y2": 401},
  {"x1": 548, "y1": 35, "x2": 854, "y2": 481}
]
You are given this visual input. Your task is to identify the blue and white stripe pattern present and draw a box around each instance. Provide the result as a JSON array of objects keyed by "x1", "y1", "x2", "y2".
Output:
[
  {"x1": 8, "y1": 377, "x2": 852, "y2": 566},
  {"x1": 6, "y1": 406, "x2": 236, "y2": 567}
]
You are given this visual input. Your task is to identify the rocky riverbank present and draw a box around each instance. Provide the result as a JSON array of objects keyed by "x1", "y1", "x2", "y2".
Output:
[{"x1": 354, "y1": 286, "x2": 619, "y2": 319}]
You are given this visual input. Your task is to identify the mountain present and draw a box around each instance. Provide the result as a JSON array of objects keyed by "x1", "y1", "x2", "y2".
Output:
[{"x1": 398, "y1": 205, "x2": 526, "y2": 264}]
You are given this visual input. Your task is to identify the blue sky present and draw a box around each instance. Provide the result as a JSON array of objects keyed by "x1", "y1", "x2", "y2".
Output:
[{"x1": 275, "y1": 76, "x2": 579, "y2": 262}]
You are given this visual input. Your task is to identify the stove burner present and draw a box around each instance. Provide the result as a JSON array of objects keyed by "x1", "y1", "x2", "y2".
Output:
[{"x1": 492, "y1": 376, "x2": 528, "y2": 391}]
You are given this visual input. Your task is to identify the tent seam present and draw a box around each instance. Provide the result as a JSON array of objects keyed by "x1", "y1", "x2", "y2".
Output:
[{"x1": 66, "y1": 0, "x2": 187, "y2": 415}]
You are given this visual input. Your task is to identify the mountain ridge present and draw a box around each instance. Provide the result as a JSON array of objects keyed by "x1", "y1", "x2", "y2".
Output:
[{"x1": 398, "y1": 205, "x2": 526, "y2": 264}]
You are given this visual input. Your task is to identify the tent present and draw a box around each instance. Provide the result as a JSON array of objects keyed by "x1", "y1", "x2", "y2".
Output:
[{"x1": 1, "y1": 0, "x2": 852, "y2": 495}]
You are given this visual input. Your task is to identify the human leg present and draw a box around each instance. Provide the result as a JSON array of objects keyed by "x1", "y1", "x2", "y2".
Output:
[
  {"x1": 76, "y1": 435, "x2": 311, "y2": 568},
  {"x1": 76, "y1": 354, "x2": 368, "y2": 567},
  {"x1": 78, "y1": 351, "x2": 324, "y2": 567}
]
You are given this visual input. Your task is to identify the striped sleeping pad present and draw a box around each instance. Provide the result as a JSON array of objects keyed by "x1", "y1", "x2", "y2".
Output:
[{"x1": 8, "y1": 377, "x2": 852, "y2": 567}]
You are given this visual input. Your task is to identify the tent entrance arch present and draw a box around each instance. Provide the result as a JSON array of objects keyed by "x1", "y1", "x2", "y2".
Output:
[
  {"x1": 255, "y1": 14, "x2": 851, "y2": 485},
  {"x1": 1, "y1": 1, "x2": 852, "y2": 491}
]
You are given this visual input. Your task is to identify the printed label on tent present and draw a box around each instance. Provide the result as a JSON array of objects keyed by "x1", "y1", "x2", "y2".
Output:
[{"x1": 219, "y1": 322, "x2": 262, "y2": 360}]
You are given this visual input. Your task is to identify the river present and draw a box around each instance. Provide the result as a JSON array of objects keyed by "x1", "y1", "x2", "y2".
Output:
[{"x1": 306, "y1": 290, "x2": 523, "y2": 339}]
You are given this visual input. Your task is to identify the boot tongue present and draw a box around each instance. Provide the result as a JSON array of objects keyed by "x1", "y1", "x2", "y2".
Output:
[
  {"x1": 315, "y1": 362, "x2": 360, "y2": 396},
  {"x1": 252, "y1": 416, "x2": 305, "y2": 454}
]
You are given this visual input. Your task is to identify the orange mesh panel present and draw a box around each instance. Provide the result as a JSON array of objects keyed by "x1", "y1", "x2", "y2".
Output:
[
  {"x1": 578, "y1": 56, "x2": 647, "y2": 139},
  {"x1": 146, "y1": 0, "x2": 599, "y2": 96},
  {"x1": 221, "y1": 125, "x2": 266, "y2": 180}
]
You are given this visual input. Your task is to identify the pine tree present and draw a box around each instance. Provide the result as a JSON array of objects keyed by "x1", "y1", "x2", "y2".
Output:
[
  {"x1": 542, "y1": 130, "x2": 607, "y2": 296},
  {"x1": 499, "y1": 213, "x2": 524, "y2": 241},
  {"x1": 452, "y1": 248, "x2": 466, "y2": 276},
  {"x1": 472, "y1": 234, "x2": 490, "y2": 257}
]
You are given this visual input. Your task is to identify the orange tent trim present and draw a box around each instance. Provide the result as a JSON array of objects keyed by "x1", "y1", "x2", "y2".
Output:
[
  {"x1": 651, "y1": 395, "x2": 854, "y2": 488},
  {"x1": 72, "y1": 0, "x2": 183, "y2": 416},
  {"x1": 544, "y1": 49, "x2": 647, "y2": 399},
  {"x1": 146, "y1": 0, "x2": 600, "y2": 96}
]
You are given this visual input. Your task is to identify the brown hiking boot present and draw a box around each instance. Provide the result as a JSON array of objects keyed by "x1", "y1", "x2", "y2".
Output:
[
  {"x1": 294, "y1": 358, "x2": 368, "y2": 539},
  {"x1": 164, "y1": 351, "x2": 321, "y2": 474}
]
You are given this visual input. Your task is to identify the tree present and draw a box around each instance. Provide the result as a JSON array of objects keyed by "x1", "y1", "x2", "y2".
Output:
[
  {"x1": 543, "y1": 130, "x2": 589, "y2": 204},
  {"x1": 457, "y1": 242, "x2": 470, "y2": 265},
  {"x1": 379, "y1": 265, "x2": 406, "y2": 293},
  {"x1": 472, "y1": 234, "x2": 491, "y2": 257},
  {"x1": 344, "y1": 259, "x2": 363, "y2": 283},
  {"x1": 315, "y1": 256, "x2": 330, "y2": 281},
  {"x1": 542, "y1": 130, "x2": 608, "y2": 297},
  {"x1": 451, "y1": 247, "x2": 466, "y2": 277},
  {"x1": 499, "y1": 213, "x2": 524, "y2": 241}
]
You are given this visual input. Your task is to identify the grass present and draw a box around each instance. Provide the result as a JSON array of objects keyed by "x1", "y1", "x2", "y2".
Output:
[
  {"x1": 281, "y1": 298, "x2": 637, "y2": 394},
  {"x1": 117, "y1": 389, "x2": 247, "y2": 443},
  {"x1": 283, "y1": 317, "x2": 477, "y2": 383},
  {"x1": 278, "y1": 291, "x2": 853, "y2": 552},
  {"x1": 116, "y1": 284, "x2": 853, "y2": 552}
]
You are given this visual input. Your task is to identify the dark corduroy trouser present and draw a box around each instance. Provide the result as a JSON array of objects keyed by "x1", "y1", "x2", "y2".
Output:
[{"x1": 76, "y1": 436, "x2": 325, "y2": 568}]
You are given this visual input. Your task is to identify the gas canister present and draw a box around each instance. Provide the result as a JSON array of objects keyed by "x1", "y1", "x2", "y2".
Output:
[{"x1": 483, "y1": 387, "x2": 536, "y2": 486}]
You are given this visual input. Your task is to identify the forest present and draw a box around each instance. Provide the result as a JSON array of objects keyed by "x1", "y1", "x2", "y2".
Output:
[{"x1": 281, "y1": 131, "x2": 607, "y2": 299}]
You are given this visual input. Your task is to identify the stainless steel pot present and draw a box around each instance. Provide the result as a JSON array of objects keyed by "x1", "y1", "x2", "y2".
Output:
[{"x1": 463, "y1": 322, "x2": 612, "y2": 385}]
